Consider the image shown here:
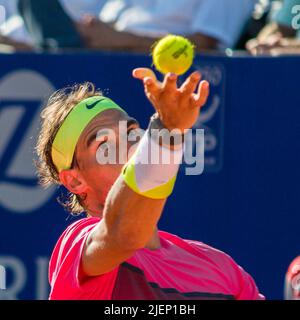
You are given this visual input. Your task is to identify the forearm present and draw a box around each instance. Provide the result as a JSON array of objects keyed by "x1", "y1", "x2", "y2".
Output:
[
  {"x1": 94, "y1": 119, "x2": 182, "y2": 250},
  {"x1": 83, "y1": 156, "x2": 168, "y2": 275},
  {"x1": 82, "y1": 166, "x2": 168, "y2": 276},
  {"x1": 102, "y1": 175, "x2": 166, "y2": 250}
]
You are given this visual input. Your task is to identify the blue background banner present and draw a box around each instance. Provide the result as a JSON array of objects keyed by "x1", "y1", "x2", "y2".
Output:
[{"x1": 0, "y1": 52, "x2": 299, "y2": 299}]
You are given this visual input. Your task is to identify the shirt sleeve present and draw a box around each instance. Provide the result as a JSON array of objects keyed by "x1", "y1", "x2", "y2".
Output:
[
  {"x1": 49, "y1": 217, "x2": 119, "y2": 299},
  {"x1": 191, "y1": 0, "x2": 256, "y2": 48},
  {"x1": 49, "y1": 218, "x2": 98, "y2": 288}
]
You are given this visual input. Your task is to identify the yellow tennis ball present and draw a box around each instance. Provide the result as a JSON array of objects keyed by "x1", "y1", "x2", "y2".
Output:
[{"x1": 152, "y1": 34, "x2": 195, "y2": 75}]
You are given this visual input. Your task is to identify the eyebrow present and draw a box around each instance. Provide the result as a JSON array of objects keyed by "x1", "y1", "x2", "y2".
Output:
[
  {"x1": 126, "y1": 118, "x2": 139, "y2": 129},
  {"x1": 86, "y1": 118, "x2": 139, "y2": 148}
]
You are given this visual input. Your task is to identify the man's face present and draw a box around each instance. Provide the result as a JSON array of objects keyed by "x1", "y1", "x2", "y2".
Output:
[{"x1": 74, "y1": 109, "x2": 140, "y2": 204}]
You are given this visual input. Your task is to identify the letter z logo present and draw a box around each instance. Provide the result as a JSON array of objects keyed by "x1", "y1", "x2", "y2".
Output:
[{"x1": 0, "y1": 70, "x2": 56, "y2": 213}]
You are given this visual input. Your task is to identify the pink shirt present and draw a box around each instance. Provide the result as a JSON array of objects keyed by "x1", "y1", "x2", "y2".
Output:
[{"x1": 49, "y1": 217, "x2": 264, "y2": 300}]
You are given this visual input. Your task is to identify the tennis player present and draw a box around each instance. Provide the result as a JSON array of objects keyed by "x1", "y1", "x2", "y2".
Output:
[{"x1": 37, "y1": 68, "x2": 264, "y2": 300}]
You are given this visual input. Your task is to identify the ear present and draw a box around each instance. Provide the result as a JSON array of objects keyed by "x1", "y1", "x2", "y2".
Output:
[{"x1": 59, "y1": 169, "x2": 89, "y2": 195}]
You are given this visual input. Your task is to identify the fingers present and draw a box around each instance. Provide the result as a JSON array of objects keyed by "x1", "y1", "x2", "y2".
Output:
[
  {"x1": 162, "y1": 73, "x2": 177, "y2": 93},
  {"x1": 246, "y1": 38, "x2": 258, "y2": 54},
  {"x1": 133, "y1": 68, "x2": 161, "y2": 102},
  {"x1": 143, "y1": 76, "x2": 160, "y2": 98},
  {"x1": 179, "y1": 71, "x2": 201, "y2": 96},
  {"x1": 193, "y1": 81, "x2": 210, "y2": 107},
  {"x1": 132, "y1": 68, "x2": 158, "y2": 82},
  {"x1": 133, "y1": 68, "x2": 209, "y2": 109}
]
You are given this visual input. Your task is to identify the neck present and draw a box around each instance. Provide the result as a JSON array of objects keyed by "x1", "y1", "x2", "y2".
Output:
[{"x1": 145, "y1": 227, "x2": 161, "y2": 250}]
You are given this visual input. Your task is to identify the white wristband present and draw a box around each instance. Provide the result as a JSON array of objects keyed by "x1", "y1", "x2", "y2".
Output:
[
  {"x1": 128, "y1": 129, "x2": 183, "y2": 193},
  {"x1": 122, "y1": 130, "x2": 183, "y2": 199}
]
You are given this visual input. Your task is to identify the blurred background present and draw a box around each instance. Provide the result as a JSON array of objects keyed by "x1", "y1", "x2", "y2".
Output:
[{"x1": 0, "y1": 0, "x2": 299, "y2": 300}]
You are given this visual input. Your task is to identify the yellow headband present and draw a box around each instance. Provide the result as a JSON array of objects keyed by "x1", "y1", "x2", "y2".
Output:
[{"x1": 51, "y1": 96, "x2": 126, "y2": 172}]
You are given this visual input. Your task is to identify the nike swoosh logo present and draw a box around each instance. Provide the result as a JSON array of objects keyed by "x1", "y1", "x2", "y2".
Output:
[{"x1": 86, "y1": 97, "x2": 106, "y2": 109}]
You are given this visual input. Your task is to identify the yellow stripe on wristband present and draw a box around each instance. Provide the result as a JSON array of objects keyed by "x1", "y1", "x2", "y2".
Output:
[
  {"x1": 122, "y1": 155, "x2": 177, "y2": 199},
  {"x1": 122, "y1": 132, "x2": 181, "y2": 199}
]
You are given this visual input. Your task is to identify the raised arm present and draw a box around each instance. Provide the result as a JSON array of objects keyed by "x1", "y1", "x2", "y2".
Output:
[{"x1": 81, "y1": 69, "x2": 209, "y2": 276}]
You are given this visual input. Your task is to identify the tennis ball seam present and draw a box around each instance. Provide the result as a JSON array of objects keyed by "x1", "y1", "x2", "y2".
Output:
[{"x1": 153, "y1": 38, "x2": 177, "y2": 55}]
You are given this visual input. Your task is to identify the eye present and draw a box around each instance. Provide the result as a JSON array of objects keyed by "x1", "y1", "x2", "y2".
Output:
[
  {"x1": 127, "y1": 127, "x2": 142, "y2": 141},
  {"x1": 97, "y1": 137, "x2": 108, "y2": 149}
]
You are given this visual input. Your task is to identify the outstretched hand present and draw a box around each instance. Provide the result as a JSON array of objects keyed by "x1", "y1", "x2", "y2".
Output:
[{"x1": 133, "y1": 68, "x2": 209, "y2": 132}]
